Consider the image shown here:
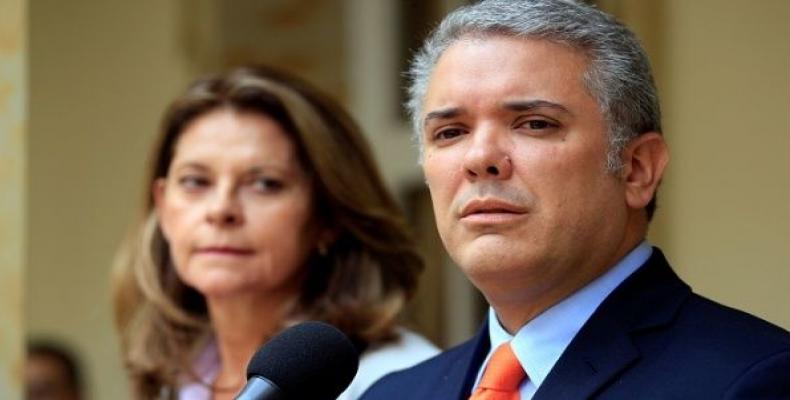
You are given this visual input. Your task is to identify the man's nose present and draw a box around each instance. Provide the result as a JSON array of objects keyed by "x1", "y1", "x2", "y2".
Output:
[
  {"x1": 205, "y1": 183, "x2": 243, "y2": 226},
  {"x1": 463, "y1": 126, "x2": 513, "y2": 180}
]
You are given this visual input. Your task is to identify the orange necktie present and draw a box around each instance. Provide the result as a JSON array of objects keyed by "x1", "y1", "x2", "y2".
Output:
[{"x1": 469, "y1": 342, "x2": 526, "y2": 400}]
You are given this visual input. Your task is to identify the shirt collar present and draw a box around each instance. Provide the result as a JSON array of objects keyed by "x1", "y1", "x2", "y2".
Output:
[
  {"x1": 485, "y1": 241, "x2": 652, "y2": 388},
  {"x1": 178, "y1": 338, "x2": 220, "y2": 399}
]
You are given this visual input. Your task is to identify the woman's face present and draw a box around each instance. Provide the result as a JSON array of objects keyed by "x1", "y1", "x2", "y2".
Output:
[{"x1": 154, "y1": 108, "x2": 317, "y2": 299}]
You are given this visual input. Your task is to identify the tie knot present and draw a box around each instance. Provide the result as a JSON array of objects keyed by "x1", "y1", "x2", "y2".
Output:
[{"x1": 478, "y1": 342, "x2": 526, "y2": 392}]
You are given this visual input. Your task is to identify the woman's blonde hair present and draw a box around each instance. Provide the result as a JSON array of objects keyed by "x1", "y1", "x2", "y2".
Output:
[{"x1": 112, "y1": 66, "x2": 423, "y2": 398}]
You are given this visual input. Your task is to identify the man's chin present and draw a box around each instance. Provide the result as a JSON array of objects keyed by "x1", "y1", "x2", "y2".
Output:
[{"x1": 457, "y1": 253, "x2": 526, "y2": 280}]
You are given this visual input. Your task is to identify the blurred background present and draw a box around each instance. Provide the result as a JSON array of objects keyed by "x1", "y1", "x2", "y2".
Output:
[{"x1": 2, "y1": 0, "x2": 789, "y2": 398}]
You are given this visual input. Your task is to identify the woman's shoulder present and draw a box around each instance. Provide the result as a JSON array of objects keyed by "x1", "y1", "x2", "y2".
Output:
[
  {"x1": 338, "y1": 327, "x2": 440, "y2": 400},
  {"x1": 364, "y1": 327, "x2": 440, "y2": 364}
]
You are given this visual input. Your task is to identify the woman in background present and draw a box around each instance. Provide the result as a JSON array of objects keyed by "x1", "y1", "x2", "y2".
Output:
[{"x1": 112, "y1": 66, "x2": 437, "y2": 400}]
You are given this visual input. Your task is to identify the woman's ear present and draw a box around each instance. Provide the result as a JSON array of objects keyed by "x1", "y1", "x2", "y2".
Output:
[
  {"x1": 316, "y1": 228, "x2": 338, "y2": 256},
  {"x1": 621, "y1": 132, "x2": 669, "y2": 210},
  {"x1": 152, "y1": 178, "x2": 169, "y2": 238}
]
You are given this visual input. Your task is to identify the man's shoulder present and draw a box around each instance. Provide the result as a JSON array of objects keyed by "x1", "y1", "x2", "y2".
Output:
[
  {"x1": 359, "y1": 337, "x2": 479, "y2": 400},
  {"x1": 678, "y1": 292, "x2": 790, "y2": 356},
  {"x1": 622, "y1": 249, "x2": 790, "y2": 368},
  {"x1": 617, "y1": 247, "x2": 790, "y2": 353},
  {"x1": 550, "y1": 249, "x2": 790, "y2": 397},
  {"x1": 619, "y1": 291, "x2": 790, "y2": 396}
]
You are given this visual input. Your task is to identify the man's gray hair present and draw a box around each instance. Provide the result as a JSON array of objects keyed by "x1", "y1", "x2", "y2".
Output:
[{"x1": 407, "y1": 0, "x2": 661, "y2": 172}]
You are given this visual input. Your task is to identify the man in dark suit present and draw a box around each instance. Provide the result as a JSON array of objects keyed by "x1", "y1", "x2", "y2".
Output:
[{"x1": 362, "y1": 0, "x2": 790, "y2": 399}]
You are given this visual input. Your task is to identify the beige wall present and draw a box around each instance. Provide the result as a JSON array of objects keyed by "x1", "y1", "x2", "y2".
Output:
[
  {"x1": 27, "y1": 1, "x2": 193, "y2": 399},
  {"x1": 601, "y1": 0, "x2": 790, "y2": 332},
  {"x1": 652, "y1": 0, "x2": 790, "y2": 329},
  {"x1": 1, "y1": 0, "x2": 26, "y2": 398}
]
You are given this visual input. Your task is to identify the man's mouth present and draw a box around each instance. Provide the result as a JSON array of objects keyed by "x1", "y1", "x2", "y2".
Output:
[{"x1": 459, "y1": 198, "x2": 528, "y2": 218}]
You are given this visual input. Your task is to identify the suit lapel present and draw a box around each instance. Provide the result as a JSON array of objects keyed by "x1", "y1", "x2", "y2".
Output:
[
  {"x1": 534, "y1": 248, "x2": 690, "y2": 399},
  {"x1": 531, "y1": 312, "x2": 639, "y2": 399},
  {"x1": 430, "y1": 321, "x2": 491, "y2": 400}
]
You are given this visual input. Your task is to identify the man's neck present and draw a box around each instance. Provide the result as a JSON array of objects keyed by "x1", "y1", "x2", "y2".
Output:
[{"x1": 491, "y1": 235, "x2": 646, "y2": 334}]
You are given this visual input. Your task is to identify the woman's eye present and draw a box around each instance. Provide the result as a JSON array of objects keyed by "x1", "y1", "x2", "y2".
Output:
[
  {"x1": 177, "y1": 175, "x2": 210, "y2": 190},
  {"x1": 253, "y1": 178, "x2": 283, "y2": 192}
]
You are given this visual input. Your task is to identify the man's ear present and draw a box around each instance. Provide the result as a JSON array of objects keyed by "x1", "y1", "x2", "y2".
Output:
[{"x1": 621, "y1": 132, "x2": 669, "y2": 210}]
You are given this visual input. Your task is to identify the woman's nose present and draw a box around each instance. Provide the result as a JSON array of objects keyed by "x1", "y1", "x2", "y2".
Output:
[{"x1": 205, "y1": 184, "x2": 243, "y2": 226}]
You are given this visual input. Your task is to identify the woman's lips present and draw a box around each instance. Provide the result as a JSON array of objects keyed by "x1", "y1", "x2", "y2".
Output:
[{"x1": 195, "y1": 246, "x2": 255, "y2": 256}]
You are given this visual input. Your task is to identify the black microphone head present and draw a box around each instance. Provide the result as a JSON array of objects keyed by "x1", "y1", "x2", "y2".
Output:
[{"x1": 246, "y1": 321, "x2": 359, "y2": 400}]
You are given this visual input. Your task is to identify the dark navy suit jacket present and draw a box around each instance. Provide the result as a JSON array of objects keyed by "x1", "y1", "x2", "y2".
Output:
[{"x1": 361, "y1": 248, "x2": 790, "y2": 399}]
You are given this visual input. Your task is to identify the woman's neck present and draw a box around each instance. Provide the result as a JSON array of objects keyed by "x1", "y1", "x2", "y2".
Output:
[{"x1": 206, "y1": 291, "x2": 298, "y2": 398}]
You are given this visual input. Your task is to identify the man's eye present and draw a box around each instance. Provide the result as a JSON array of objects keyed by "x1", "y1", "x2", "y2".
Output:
[
  {"x1": 435, "y1": 128, "x2": 465, "y2": 141},
  {"x1": 525, "y1": 119, "x2": 555, "y2": 129}
]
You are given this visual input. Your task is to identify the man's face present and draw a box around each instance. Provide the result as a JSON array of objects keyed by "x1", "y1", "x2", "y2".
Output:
[{"x1": 422, "y1": 36, "x2": 631, "y2": 303}]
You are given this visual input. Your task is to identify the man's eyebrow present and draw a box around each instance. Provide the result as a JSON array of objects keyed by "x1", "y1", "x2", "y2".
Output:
[
  {"x1": 423, "y1": 107, "x2": 465, "y2": 128},
  {"x1": 503, "y1": 100, "x2": 572, "y2": 115}
]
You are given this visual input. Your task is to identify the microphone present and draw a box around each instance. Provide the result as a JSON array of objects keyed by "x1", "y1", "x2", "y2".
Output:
[{"x1": 235, "y1": 321, "x2": 360, "y2": 400}]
